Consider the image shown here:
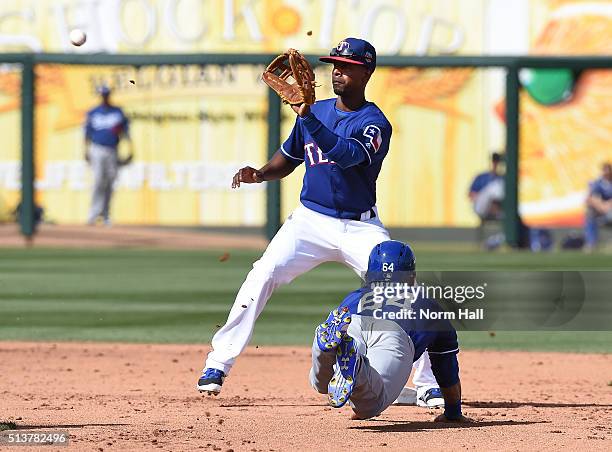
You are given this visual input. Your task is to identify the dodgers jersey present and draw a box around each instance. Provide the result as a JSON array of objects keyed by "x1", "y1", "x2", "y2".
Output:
[
  {"x1": 469, "y1": 171, "x2": 502, "y2": 194},
  {"x1": 339, "y1": 286, "x2": 460, "y2": 388},
  {"x1": 280, "y1": 98, "x2": 392, "y2": 219},
  {"x1": 85, "y1": 105, "x2": 129, "y2": 148}
]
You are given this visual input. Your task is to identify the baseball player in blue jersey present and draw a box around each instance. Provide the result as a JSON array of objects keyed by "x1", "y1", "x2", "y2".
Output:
[
  {"x1": 584, "y1": 162, "x2": 612, "y2": 251},
  {"x1": 197, "y1": 38, "x2": 442, "y2": 406},
  {"x1": 84, "y1": 85, "x2": 131, "y2": 226},
  {"x1": 311, "y1": 240, "x2": 470, "y2": 422}
]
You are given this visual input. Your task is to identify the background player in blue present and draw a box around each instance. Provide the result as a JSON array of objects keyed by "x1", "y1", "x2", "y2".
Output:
[
  {"x1": 584, "y1": 162, "x2": 611, "y2": 251},
  {"x1": 310, "y1": 240, "x2": 471, "y2": 422},
  {"x1": 84, "y1": 85, "x2": 131, "y2": 226},
  {"x1": 468, "y1": 152, "x2": 504, "y2": 221},
  {"x1": 197, "y1": 38, "x2": 442, "y2": 405}
]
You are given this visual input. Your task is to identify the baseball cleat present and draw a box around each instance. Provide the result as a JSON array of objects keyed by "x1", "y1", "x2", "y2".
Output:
[
  {"x1": 328, "y1": 334, "x2": 358, "y2": 409},
  {"x1": 416, "y1": 387, "x2": 445, "y2": 409},
  {"x1": 315, "y1": 307, "x2": 352, "y2": 353},
  {"x1": 197, "y1": 368, "x2": 226, "y2": 395}
]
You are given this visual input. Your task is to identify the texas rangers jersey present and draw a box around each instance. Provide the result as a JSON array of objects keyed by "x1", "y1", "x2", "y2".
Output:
[
  {"x1": 85, "y1": 105, "x2": 129, "y2": 148},
  {"x1": 280, "y1": 98, "x2": 392, "y2": 219}
]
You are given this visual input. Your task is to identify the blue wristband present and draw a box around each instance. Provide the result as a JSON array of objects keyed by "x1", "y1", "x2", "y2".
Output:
[
  {"x1": 444, "y1": 400, "x2": 462, "y2": 420},
  {"x1": 301, "y1": 112, "x2": 318, "y2": 125}
]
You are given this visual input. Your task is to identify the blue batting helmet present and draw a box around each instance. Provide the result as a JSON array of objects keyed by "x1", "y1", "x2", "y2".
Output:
[{"x1": 365, "y1": 240, "x2": 416, "y2": 283}]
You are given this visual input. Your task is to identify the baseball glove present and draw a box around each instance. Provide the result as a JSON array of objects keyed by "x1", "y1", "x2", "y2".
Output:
[
  {"x1": 262, "y1": 49, "x2": 316, "y2": 105},
  {"x1": 118, "y1": 153, "x2": 133, "y2": 167}
]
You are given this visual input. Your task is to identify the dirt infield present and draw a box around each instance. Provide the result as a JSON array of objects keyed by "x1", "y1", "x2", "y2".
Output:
[
  {"x1": 1, "y1": 343, "x2": 611, "y2": 451},
  {"x1": 0, "y1": 224, "x2": 266, "y2": 250}
]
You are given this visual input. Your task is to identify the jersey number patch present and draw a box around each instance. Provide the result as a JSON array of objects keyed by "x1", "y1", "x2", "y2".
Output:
[{"x1": 363, "y1": 125, "x2": 382, "y2": 153}]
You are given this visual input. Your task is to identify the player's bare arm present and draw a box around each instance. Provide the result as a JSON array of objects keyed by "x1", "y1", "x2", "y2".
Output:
[
  {"x1": 587, "y1": 193, "x2": 611, "y2": 214},
  {"x1": 231, "y1": 152, "x2": 297, "y2": 189}
]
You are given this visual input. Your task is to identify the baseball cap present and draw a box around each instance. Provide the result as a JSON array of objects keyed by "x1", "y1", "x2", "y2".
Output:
[
  {"x1": 97, "y1": 84, "x2": 111, "y2": 95},
  {"x1": 320, "y1": 38, "x2": 376, "y2": 71}
]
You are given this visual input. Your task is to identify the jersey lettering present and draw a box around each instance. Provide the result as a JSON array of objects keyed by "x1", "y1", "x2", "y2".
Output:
[
  {"x1": 317, "y1": 148, "x2": 329, "y2": 164},
  {"x1": 305, "y1": 142, "x2": 333, "y2": 166},
  {"x1": 305, "y1": 142, "x2": 316, "y2": 165}
]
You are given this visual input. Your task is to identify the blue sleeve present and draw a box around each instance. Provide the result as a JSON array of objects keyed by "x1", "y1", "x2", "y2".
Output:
[
  {"x1": 428, "y1": 348, "x2": 460, "y2": 388},
  {"x1": 351, "y1": 122, "x2": 391, "y2": 167},
  {"x1": 469, "y1": 174, "x2": 486, "y2": 193},
  {"x1": 301, "y1": 113, "x2": 369, "y2": 169},
  {"x1": 589, "y1": 180, "x2": 603, "y2": 198},
  {"x1": 425, "y1": 313, "x2": 460, "y2": 388},
  {"x1": 338, "y1": 289, "x2": 363, "y2": 315},
  {"x1": 279, "y1": 117, "x2": 305, "y2": 164}
]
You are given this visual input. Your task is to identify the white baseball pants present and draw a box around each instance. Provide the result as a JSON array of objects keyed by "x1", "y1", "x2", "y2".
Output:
[{"x1": 88, "y1": 143, "x2": 118, "y2": 223}]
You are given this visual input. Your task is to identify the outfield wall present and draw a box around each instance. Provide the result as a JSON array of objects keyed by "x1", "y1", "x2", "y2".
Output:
[{"x1": 0, "y1": 0, "x2": 610, "y2": 228}]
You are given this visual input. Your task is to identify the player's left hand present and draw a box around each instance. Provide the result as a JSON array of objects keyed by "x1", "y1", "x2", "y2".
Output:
[
  {"x1": 433, "y1": 413, "x2": 475, "y2": 423},
  {"x1": 118, "y1": 153, "x2": 134, "y2": 167},
  {"x1": 291, "y1": 103, "x2": 310, "y2": 117}
]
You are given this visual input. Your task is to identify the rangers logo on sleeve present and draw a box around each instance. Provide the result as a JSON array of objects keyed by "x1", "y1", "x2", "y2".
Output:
[{"x1": 363, "y1": 125, "x2": 382, "y2": 152}]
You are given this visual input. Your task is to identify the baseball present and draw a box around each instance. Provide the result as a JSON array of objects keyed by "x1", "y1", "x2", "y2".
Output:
[{"x1": 69, "y1": 29, "x2": 87, "y2": 46}]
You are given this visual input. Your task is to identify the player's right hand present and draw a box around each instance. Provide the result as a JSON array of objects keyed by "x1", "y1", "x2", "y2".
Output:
[
  {"x1": 232, "y1": 166, "x2": 264, "y2": 188},
  {"x1": 433, "y1": 413, "x2": 475, "y2": 423}
]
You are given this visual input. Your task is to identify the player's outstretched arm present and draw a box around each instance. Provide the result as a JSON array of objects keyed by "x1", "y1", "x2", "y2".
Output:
[
  {"x1": 231, "y1": 151, "x2": 298, "y2": 188},
  {"x1": 428, "y1": 341, "x2": 474, "y2": 423}
]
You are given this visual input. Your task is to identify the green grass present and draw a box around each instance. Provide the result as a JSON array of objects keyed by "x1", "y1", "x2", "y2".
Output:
[
  {"x1": 0, "y1": 246, "x2": 610, "y2": 352},
  {"x1": 0, "y1": 422, "x2": 17, "y2": 431}
]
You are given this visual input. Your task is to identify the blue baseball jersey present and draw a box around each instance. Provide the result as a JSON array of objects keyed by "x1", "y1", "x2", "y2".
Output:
[
  {"x1": 339, "y1": 286, "x2": 460, "y2": 388},
  {"x1": 469, "y1": 171, "x2": 501, "y2": 194},
  {"x1": 85, "y1": 105, "x2": 129, "y2": 148},
  {"x1": 280, "y1": 98, "x2": 392, "y2": 219},
  {"x1": 589, "y1": 177, "x2": 612, "y2": 201}
]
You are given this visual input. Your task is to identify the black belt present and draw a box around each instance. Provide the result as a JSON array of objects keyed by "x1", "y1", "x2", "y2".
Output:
[{"x1": 348, "y1": 208, "x2": 376, "y2": 221}]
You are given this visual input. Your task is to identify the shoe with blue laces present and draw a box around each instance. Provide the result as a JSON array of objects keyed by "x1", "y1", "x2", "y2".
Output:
[
  {"x1": 197, "y1": 368, "x2": 226, "y2": 395},
  {"x1": 315, "y1": 307, "x2": 352, "y2": 352},
  {"x1": 417, "y1": 387, "x2": 445, "y2": 408},
  {"x1": 328, "y1": 334, "x2": 359, "y2": 408}
]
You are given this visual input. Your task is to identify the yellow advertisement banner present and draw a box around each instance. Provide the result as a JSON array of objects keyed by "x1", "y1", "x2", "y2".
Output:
[
  {"x1": 0, "y1": 0, "x2": 609, "y2": 228},
  {"x1": 519, "y1": 0, "x2": 612, "y2": 227},
  {"x1": 0, "y1": 0, "x2": 491, "y2": 227}
]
